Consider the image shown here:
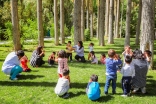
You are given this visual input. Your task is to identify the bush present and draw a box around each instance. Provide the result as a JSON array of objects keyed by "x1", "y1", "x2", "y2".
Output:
[{"x1": 85, "y1": 28, "x2": 91, "y2": 41}]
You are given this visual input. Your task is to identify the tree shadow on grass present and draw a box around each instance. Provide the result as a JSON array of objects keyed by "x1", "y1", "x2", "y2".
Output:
[
  {"x1": 68, "y1": 91, "x2": 86, "y2": 98},
  {"x1": 17, "y1": 74, "x2": 44, "y2": 80},
  {"x1": 0, "y1": 81, "x2": 56, "y2": 87}
]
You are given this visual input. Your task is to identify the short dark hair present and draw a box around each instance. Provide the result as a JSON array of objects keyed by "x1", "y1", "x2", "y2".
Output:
[
  {"x1": 108, "y1": 49, "x2": 116, "y2": 58},
  {"x1": 58, "y1": 50, "x2": 66, "y2": 58},
  {"x1": 53, "y1": 52, "x2": 56, "y2": 55},
  {"x1": 101, "y1": 53, "x2": 106, "y2": 57},
  {"x1": 16, "y1": 50, "x2": 24, "y2": 57},
  {"x1": 125, "y1": 55, "x2": 132, "y2": 64},
  {"x1": 90, "y1": 42, "x2": 94, "y2": 46},
  {"x1": 62, "y1": 69, "x2": 70, "y2": 76},
  {"x1": 133, "y1": 49, "x2": 144, "y2": 59},
  {"x1": 90, "y1": 74, "x2": 98, "y2": 82},
  {"x1": 145, "y1": 50, "x2": 152, "y2": 56},
  {"x1": 68, "y1": 41, "x2": 71, "y2": 44}
]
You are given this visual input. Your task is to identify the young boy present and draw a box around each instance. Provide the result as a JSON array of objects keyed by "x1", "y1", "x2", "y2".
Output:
[
  {"x1": 54, "y1": 69, "x2": 70, "y2": 99},
  {"x1": 120, "y1": 55, "x2": 135, "y2": 97},
  {"x1": 66, "y1": 41, "x2": 73, "y2": 62},
  {"x1": 86, "y1": 74, "x2": 100, "y2": 100},
  {"x1": 48, "y1": 52, "x2": 56, "y2": 66},
  {"x1": 104, "y1": 49, "x2": 122, "y2": 95}
]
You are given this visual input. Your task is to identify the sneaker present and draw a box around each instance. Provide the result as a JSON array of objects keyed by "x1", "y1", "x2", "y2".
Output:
[
  {"x1": 62, "y1": 93, "x2": 69, "y2": 99},
  {"x1": 121, "y1": 94, "x2": 127, "y2": 97}
]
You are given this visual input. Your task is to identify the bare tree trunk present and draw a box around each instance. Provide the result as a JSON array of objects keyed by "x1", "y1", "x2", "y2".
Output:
[
  {"x1": 115, "y1": 0, "x2": 120, "y2": 38},
  {"x1": 124, "y1": 0, "x2": 131, "y2": 46},
  {"x1": 99, "y1": 0, "x2": 105, "y2": 46},
  {"x1": 90, "y1": 0, "x2": 93, "y2": 38},
  {"x1": 140, "y1": 0, "x2": 155, "y2": 69},
  {"x1": 97, "y1": 0, "x2": 100, "y2": 39},
  {"x1": 54, "y1": 0, "x2": 59, "y2": 45},
  {"x1": 105, "y1": 0, "x2": 109, "y2": 37},
  {"x1": 74, "y1": 0, "x2": 81, "y2": 45},
  {"x1": 114, "y1": 0, "x2": 117, "y2": 38},
  {"x1": 60, "y1": 0, "x2": 65, "y2": 44},
  {"x1": 86, "y1": 0, "x2": 89, "y2": 29},
  {"x1": 81, "y1": 0, "x2": 85, "y2": 41},
  {"x1": 11, "y1": 0, "x2": 21, "y2": 51},
  {"x1": 120, "y1": 0, "x2": 124, "y2": 38},
  {"x1": 135, "y1": 0, "x2": 142, "y2": 45},
  {"x1": 37, "y1": 0, "x2": 44, "y2": 47},
  {"x1": 108, "y1": 0, "x2": 114, "y2": 44}
]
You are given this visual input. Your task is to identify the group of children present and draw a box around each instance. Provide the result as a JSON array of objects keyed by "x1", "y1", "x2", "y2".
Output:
[{"x1": 8, "y1": 42, "x2": 152, "y2": 100}]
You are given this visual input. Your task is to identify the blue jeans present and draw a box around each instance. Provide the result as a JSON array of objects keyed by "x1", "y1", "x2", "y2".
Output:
[
  {"x1": 104, "y1": 75, "x2": 117, "y2": 94},
  {"x1": 121, "y1": 76, "x2": 132, "y2": 95},
  {"x1": 10, "y1": 65, "x2": 23, "y2": 80}
]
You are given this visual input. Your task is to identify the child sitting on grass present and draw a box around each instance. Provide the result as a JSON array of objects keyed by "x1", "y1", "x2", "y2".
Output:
[
  {"x1": 88, "y1": 43, "x2": 94, "y2": 60},
  {"x1": 48, "y1": 52, "x2": 56, "y2": 66},
  {"x1": 54, "y1": 69, "x2": 70, "y2": 99},
  {"x1": 20, "y1": 55, "x2": 31, "y2": 72},
  {"x1": 86, "y1": 74, "x2": 100, "y2": 100},
  {"x1": 90, "y1": 51, "x2": 98, "y2": 64}
]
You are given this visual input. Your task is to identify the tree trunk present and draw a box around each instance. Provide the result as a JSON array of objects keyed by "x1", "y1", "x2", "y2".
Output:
[
  {"x1": 140, "y1": 0, "x2": 155, "y2": 69},
  {"x1": 54, "y1": 0, "x2": 59, "y2": 45},
  {"x1": 124, "y1": 0, "x2": 131, "y2": 46},
  {"x1": 81, "y1": 0, "x2": 85, "y2": 41},
  {"x1": 96, "y1": 0, "x2": 100, "y2": 39},
  {"x1": 120, "y1": 0, "x2": 124, "y2": 38},
  {"x1": 60, "y1": 0, "x2": 65, "y2": 44},
  {"x1": 37, "y1": 0, "x2": 44, "y2": 47},
  {"x1": 99, "y1": 0, "x2": 105, "y2": 46},
  {"x1": 114, "y1": 0, "x2": 117, "y2": 38},
  {"x1": 86, "y1": 0, "x2": 89, "y2": 29},
  {"x1": 108, "y1": 0, "x2": 114, "y2": 44},
  {"x1": 11, "y1": 0, "x2": 21, "y2": 51},
  {"x1": 74, "y1": 0, "x2": 81, "y2": 45},
  {"x1": 105, "y1": 0, "x2": 109, "y2": 37},
  {"x1": 90, "y1": 0, "x2": 93, "y2": 38},
  {"x1": 115, "y1": 0, "x2": 120, "y2": 38},
  {"x1": 135, "y1": 0, "x2": 142, "y2": 45}
]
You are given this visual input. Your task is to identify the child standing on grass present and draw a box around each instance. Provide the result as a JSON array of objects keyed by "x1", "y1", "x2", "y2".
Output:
[
  {"x1": 120, "y1": 55, "x2": 135, "y2": 97},
  {"x1": 20, "y1": 55, "x2": 31, "y2": 72},
  {"x1": 66, "y1": 41, "x2": 73, "y2": 62},
  {"x1": 90, "y1": 51, "x2": 98, "y2": 64},
  {"x1": 144, "y1": 50, "x2": 152, "y2": 68},
  {"x1": 55, "y1": 50, "x2": 70, "y2": 82},
  {"x1": 104, "y1": 49, "x2": 122, "y2": 95},
  {"x1": 122, "y1": 45, "x2": 133, "y2": 63},
  {"x1": 88, "y1": 43, "x2": 94, "y2": 60},
  {"x1": 86, "y1": 74, "x2": 100, "y2": 101},
  {"x1": 48, "y1": 52, "x2": 56, "y2": 66},
  {"x1": 55, "y1": 69, "x2": 70, "y2": 99},
  {"x1": 100, "y1": 53, "x2": 106, "y2": 64}
]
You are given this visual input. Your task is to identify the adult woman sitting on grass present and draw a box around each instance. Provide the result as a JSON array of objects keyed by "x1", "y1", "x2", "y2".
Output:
[
  {"x1": 30, "y1": 46, "x2": 45, "y2": 67},
  {"x1": 131, "y1": 49, "x2": 148, "y2": 94},
  {"x1": 73, "y1": 41, "x2": 86, "y2": 63},
  {"x1": 2, "y1": 50, "x2": 25, "y2": 80}
]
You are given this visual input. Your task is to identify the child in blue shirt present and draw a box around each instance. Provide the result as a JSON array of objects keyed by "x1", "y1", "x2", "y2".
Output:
[
  {"x1": 104, "y1": 49, "x2": 122, "y2": 95},
  {"x1": 86, "y1": 74, "x2": 100, "y2": 100}
]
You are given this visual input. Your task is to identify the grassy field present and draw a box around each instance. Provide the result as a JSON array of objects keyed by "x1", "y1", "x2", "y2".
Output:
[{"x1": 0, "y1": 38, "x2": 156, "y2": 104}]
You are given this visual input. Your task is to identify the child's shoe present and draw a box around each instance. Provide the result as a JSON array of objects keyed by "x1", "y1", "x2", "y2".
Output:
[
  {"x1": 121, "y1": 94, "x2": 127, "y2": 97},
  {"x1": 62, "y1": 93, "x2": 69, "y2": 99}
]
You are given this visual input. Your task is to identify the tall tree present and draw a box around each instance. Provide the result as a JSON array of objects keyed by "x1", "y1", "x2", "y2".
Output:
[
  {"x1": 60, "y1": 0, "x2": 65, "y2": 44},
  {"x1": 37, "y1": 0, "x2": 44, "y2": 46},
  {"x1": 89, "y1": 0, "x2": 93, "y2": 38},
  {"x1": 114, "y1": 0, "x2": 117, "y2": 38},
  {"x1": 86, "y1": 0, "x2": 89, "y2": 29},
  {"x1": 81, "y1": 0, "x2": 85, "y2": 41},
  {"x1": 11, "y1": 0, "x2": 21, "y2": 51},
  {"x1": 74, "y1": 0, "x2": 81, "y2": 45},
  {"x1": 108, "y1": 0, "x2": 114, "y2": 44},
  {"x1": 140, "y1": 0, "x2": 155, "y2": 69},
  {"x1": 54, "y1": 0, "x2": 59, "y2": 45},
  {"x1": 124, "y1": 0, "x2": 131, "y2": 46},
  {"x1": 104, "y1": 0, "x2": 109, "y2": 37},
  {"x1": 135, "y1": 0, "x2": 142, "y2": 45},
  {"x1": 96, "y1": 0, "x2": 100, "y2": 39},
  {"x1": 115, "y1": 0, "x2": 120, "y2": 38},
  {"x1": 98, "y1": 0, "x2": 105, "y2": 46}
]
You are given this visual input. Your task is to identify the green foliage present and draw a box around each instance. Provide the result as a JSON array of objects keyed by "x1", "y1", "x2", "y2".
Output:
[
  {"x1": 85, "y1": 28, "x2": 91, "y2": 41},
  {"x1": 64, "y1": 24, "x2": 70, "y2": 37},
  {"x1": 50, "y1": 23, "x2": 55, "y2": 38},
  {"x1": 70, "y1": 26, "x2": 74, "y2": 41},
  {"x1": 3, "y1": 21, "x2": 12, "y2": 40}
]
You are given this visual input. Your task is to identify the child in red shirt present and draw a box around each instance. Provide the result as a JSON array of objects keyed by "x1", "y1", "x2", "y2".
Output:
[{"x1": 20, "y1": 55, "x2": 31, "y2": 72}]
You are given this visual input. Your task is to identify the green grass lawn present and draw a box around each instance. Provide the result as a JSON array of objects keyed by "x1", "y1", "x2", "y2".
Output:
[{"x1": 0, "y1": 38, "x2": 156, "y2": 104}]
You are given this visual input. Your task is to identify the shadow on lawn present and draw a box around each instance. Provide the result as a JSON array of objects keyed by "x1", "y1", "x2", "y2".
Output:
[
  {"x1": 96, "y1": 95, "x2": 114, "y2": 103},
  {"x1": 17, "y1": 74, "x2": 44, "y2": 80},
  {"x1": 0, "y1": 81, "x2": 56, "y2": 87},
  {"x1": 68, "y1": 91, "x2": 86, "y2": 98}
]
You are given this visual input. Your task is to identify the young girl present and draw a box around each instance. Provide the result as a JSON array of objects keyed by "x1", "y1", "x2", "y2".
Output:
[
  {"x1": 88, "y1": 43, "x2": 94, "y2": 60},
  {"x1": 100, "y1": 53, "x2": 106, "y2": 64},
  {"x1": 55, "y1": 50, "x2": 70, "y2": 82},
  {"x1": 20, "y1": 55, "x2": 31, "y2": 72},
  {"x1": 66, "y1": 41, "x2": 73, "y2": 62},
  {"x1": 144, "y1": 50, "x2": 152, "y2": 68},
  {"x1": 90, "y1": 51, "x2": 98, "y2": 64},
  {"x1": 48, "y1": 52, "x2": 56, "y2": 66}
]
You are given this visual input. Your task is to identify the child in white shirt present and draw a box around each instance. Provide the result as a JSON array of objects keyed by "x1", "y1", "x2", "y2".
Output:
[
  {"x1": 88, "y1": 43, "x2": 94, "y2": 60},
  {"x1": 54, "y1": 69, "x2": 70, "y2": 99},
  {"x1": 120, "y1": 55, "x2": 135, "y2": 97}
]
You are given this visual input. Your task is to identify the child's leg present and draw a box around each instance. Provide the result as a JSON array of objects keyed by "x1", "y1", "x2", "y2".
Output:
[
  {"x1": 69, "y1": 53, "x2": 72, "y2": 61},
  {"x1": 112, "y1": 76, "x2": 117, "y2": 94},
  {"x1": 88, "y1": 53, "x2": 91, "y2": 60},
  {"x1": 10, "y1": 65, "x2": 23, "y2": 80},
  {"x1": 104, "y1": 75, "x2": 112, "y2": 94}
]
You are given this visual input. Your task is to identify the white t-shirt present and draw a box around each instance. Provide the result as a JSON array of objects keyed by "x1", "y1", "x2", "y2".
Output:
[
  {"x1": 121, "y1": 64, "x2": 135, "y2": 77},
  {"x1": 54, "y1": 78, "x2": 69, "y2": 96},
  {"x1": 2, "y1": 52, "x2": 20, "y2": 75}
]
